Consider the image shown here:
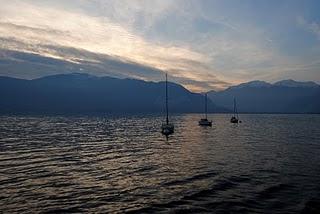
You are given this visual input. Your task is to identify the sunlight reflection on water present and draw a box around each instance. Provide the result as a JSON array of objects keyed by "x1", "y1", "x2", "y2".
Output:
[{"x1": 0, "y1": 114, "x2": 320, "y2": 213}]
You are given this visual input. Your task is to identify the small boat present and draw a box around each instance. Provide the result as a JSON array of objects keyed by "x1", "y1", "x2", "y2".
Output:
[
  {"x1": 161, "y1": 73, "x2": 174, "y2": 135},
  {"x1": 230, "y1": 116, "x2": 238, "y2": 123},
  {"x1": 230, "y1": 98, "x2": 240, "y2": 123},
  {"x1": 199, "y1": 93, "x2": 212, "y2": 126}
]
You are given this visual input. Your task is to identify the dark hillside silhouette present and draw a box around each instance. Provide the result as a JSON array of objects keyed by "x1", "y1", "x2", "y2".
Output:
[{"x1": 0, "y1": 73, "x2": 226, "y2": 115}]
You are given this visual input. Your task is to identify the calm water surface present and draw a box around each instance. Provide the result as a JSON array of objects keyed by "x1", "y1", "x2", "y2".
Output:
[{"x1": 0, "y1": 114, "x2": 320, "y2": 213}]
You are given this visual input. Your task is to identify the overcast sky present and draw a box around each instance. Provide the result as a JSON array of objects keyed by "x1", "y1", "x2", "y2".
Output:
[{"x1": 0, "y1": 0, "x2": 319, "y2": 91}]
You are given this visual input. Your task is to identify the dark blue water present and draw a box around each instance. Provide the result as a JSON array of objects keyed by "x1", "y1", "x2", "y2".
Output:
[{"x1": 0, "y1": 114, "x2": 320, "y2": 213}]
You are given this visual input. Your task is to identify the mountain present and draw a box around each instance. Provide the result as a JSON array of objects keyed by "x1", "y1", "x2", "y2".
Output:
[
  {"x1": 0, "y1": 48, "x2": 164, "y2": 81},
  {"x1": 0, "y1": 73, "x2": 227, "y2": 115},
  {"x1": 274, "y1": 79, "x2": 319, "y2": 88},
  {"x1": 231, "y1": 80, "x2": 272, "y2": 89},
  {"x1": 208, "y1": 80, "x2": 320, "y2": 113}
]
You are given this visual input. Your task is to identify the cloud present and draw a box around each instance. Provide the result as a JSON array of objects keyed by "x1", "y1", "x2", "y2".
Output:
[
  {"x1": 0, "y1": 40, "x2": 231, "y2": 91},
  {"x1": 0, "y1": 0, "x2": 232, "y2": 91},
  {"x1": 297, "y1": 16, "x2": 320, "y2": 40},
  {"x1": 0, "y1": 0, "x2": 319, "y2": 91}
]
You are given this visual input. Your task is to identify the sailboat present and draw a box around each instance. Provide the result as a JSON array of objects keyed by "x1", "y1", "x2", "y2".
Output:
[
  {"x1": 230, "y1": 98, "x2": 240, "y2": 123},
  {"x1": 199, "y1": 93, "x2": 212, "y2": 126},
  {"x1": 161, "y1": 73, "x2": 174, "y2": 135}
]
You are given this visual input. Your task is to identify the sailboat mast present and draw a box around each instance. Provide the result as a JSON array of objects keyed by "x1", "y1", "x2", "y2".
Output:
[
  {"x1": 166, "y1": 73, "x2": 169, "y2": 125},
  {"x1": 205, "y1": 93, "x2": 208, "y2": 119},
  {"x1": 235, "y1": 98, "x2": 239, "y2": 119},
  {"x1": 233, "y1": 98, "x2": 236, "y2": 117}
]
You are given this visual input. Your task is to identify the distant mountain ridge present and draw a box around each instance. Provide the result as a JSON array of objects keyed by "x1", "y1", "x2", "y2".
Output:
[
  {"x1": 208, "y1": 79, "x2": 320, "y2": 113},
  {"x1": 0, "y1": 73, "x2": 226, "y2": 115},
  {"x1": 230, "y1": 80, "x2": 272, "y2": 89},
  {"x1": 1, "y1": 74, "x2": 318, "y2": 114},
  {"x1": 273, "y1": 79, "x2": 319, "y2": 88},
  {"x1": 230, "y1": 79, "x2": 319, "y2": 89}
]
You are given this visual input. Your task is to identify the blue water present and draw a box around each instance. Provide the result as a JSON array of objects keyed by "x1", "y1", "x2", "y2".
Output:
[{"x1": 0, "y1": 114, "x2": 320, "y2": 213}]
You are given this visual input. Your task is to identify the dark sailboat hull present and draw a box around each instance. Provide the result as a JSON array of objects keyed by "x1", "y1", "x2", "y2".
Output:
[
  {"x1": 199, "y1": 119, "x2": 212, "y2": 126},
  {"x1": 230, "y1": 117, "x2": 239, "y2": 123},
  {"x1": 161, "y1": 124, "x2": 174, "y2": 135}
]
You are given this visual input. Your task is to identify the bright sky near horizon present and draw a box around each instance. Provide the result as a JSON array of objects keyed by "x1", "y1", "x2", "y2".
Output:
[{"x1": 0, "y1": 0, "x2": 320, "y2": 91}]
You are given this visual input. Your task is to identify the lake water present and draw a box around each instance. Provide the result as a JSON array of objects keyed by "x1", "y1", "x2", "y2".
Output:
[{"x1": 0, "y1": 114, "x2": 320, "y2": 213}]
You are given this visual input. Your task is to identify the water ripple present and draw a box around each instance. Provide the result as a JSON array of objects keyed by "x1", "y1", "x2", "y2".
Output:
[{"x1": 0, "y1": 114, "x2": 320, "y2": 213}]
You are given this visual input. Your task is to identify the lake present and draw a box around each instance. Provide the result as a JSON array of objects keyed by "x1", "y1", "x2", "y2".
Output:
[{"x1": 0, "y1": 114, "x2": 320, "y2": 213}]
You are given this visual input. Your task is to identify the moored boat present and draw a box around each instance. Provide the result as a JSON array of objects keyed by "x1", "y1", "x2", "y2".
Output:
[
  {"x1": 161, "y1": 73, "x2": 174, "y2": 135},
  {"x1": 199, "y1": 93, "x2": 212, "y2": 126},
  {"x1": 230, "y1": 98, "x2": 240, "y2": 123}
]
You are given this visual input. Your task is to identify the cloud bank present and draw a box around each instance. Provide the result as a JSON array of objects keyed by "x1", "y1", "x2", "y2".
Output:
[{"x1": 0, "y1": 0, "x2": 319, "y2": 91}]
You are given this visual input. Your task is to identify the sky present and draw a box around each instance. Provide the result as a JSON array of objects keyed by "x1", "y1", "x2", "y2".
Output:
[{"x1": 0, "y1": 0, "x2": 320, "y2": 91}]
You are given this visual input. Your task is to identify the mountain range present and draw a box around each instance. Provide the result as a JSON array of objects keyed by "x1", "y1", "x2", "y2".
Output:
[
  {"x1": 0, "y1": 73, "x2": 319, "y2": 115},
  {"x1": 0, "y1": 73, "x2": 225, "y2": 115},
  {"x1": 208, "y1": 80, "x2": 320, "y2": 113}
]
